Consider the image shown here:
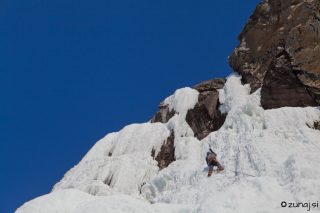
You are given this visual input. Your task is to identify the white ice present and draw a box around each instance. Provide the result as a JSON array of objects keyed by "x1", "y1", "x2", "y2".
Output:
[
  {"x1": 16, "y1": 74, "x2": 320, "y2": 213},
  {"x1": 16, "y1": 189, "x2": 197, "y2": 213}
]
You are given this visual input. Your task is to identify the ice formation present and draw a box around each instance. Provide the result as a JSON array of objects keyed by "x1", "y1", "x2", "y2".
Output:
[{"x1": 16, "y1": 74, "x2": 320, "y2": 213}]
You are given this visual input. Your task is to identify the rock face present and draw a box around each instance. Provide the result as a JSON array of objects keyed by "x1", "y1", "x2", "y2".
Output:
[
  {"x1": 150, "y1": 102, "x2": 175, "y2": 123},
  {"x1": 193, "y1": 78, "x2": 226, "y2": 92},
  {"x1": 229, "y1": 0, "x2": 320, "y2": 106},
  {"x1": 150, "y1": 103, "x2": 176, "y2": 170},
  {"x1": 186, "y1": 78, "x2": 227, "y2": 140},
  {"x1": 315, "y1": 121, "x2": 320, "y2": 130},
  {"x1": 261, "y1": 51, "x2": 318, "y2": 109},
  {"x1": 151, "y1": 131, "x2": 175, "y2": 171}
]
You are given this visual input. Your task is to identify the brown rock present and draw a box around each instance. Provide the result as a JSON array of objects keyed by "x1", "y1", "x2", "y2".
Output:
[
  {"x1": 150, "y1": 104, "x2": 175, "y2": 124},
  {"x1": 150, "y1": 101, "x2": 176, "y2": 171},
  {"x1": 186, "y1": 85, "x2": 227, "y2": 140},
  {"x1": 314, "y1": 121, "x2": 320, "y2": 130},
  {"x1": 151, "y1": 131, "x2": 175, "y2": 171},
  {"x1": 295, "y1": 70, "x2": 320, "y2": 100},
  {"x1": 229, "y1": 0, "x2": 320, "y2": 102},
  {"x1": 193, "y1": 78, "x2": 226, "y2": 92},
  {"x1": 261, "y1": 51, "x2": 318, "y2": 109},
  {"x1": 149, "y1": 101, "x2": 175, "y2": 171}
]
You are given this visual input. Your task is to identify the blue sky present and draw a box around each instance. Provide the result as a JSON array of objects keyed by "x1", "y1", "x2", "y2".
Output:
[{"x1": 0, "y1": 0, "x2": 260, "y2": 212}]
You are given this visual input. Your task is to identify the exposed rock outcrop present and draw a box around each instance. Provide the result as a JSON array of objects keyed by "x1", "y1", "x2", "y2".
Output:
[
  {"x1": 261, "y1": 51, "x2": 317, "y2": 109},
  {"x1": 229, "y1": 0, "x2": 320, "y2": 106},
  {"x1": 193, "y1": 78, "x2": 226, "y2": 92},
  {"x1": 151, "y1": 131, "x2": 175, "y2": 171},
  {"x1": 186, "y1": 78, "x2": 227, "y2": 140},
  {"x1": 150, "y1": 103, "x2": 176, "y2": 170},
  {"x1": 314, "y1": 121, "x2": 320, "y2": 130},
  {"x1": 150, "y1": 102, "x2": 175, "y2": 123}
]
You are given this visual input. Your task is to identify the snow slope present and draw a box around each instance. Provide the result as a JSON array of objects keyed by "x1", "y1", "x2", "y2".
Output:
[{"x1": 16, "y1": 73, "x2": 320, "y2": 213}]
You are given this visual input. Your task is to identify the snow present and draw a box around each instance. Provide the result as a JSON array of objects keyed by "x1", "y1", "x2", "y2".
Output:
[
  {"x1": 16, "y1": 189, "x2": 197, "y2": 213},
  {"x1": 52, "y1": 123, "x2": 171, "y2": 196},
  {"x1": 51, "y1": 87, "x2": 199, "y2": 197},
  {"x1": 218, "y1": 72, "x2": 251, "y2": 114},
  {"x1": 16, "y1": 74, "x2": 320, "y2": 213},
  {"x1": 163, "y1": 87, "x2": 199, "y2": 116}
]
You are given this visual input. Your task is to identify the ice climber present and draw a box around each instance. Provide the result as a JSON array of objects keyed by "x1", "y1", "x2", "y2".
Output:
[{"x1": 206, "y1": 149, "x2": 224, "y2": 177}]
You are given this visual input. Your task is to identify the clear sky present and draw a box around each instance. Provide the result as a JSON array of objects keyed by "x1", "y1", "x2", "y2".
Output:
[{"x1": 0, "y1": 0, "x2": 261, "y2": 212}]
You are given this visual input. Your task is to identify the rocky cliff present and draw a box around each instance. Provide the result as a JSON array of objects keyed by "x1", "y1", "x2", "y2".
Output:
[
  {"x1": 186, "y1": 78, "x2": 227, "y2": 140},
  {"x1": 229, "y1": 0, "x2": 320, "y2": 108}
]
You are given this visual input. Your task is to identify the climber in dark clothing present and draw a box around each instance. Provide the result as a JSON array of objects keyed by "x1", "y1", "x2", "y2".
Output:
[{"x1": 206, "y1": 149, "x2": 224, "y2": 177}]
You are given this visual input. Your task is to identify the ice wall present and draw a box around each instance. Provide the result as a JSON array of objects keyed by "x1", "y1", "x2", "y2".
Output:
[
  {"x1": 16, "y1": 74, "x2": 320, "y2": 213},
  {"x1": 52, "y1": 87, "x2": 200, "y2": 197},
  {"x1": 141, "y1": 73, "x2": 320, "y2": 212}
]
